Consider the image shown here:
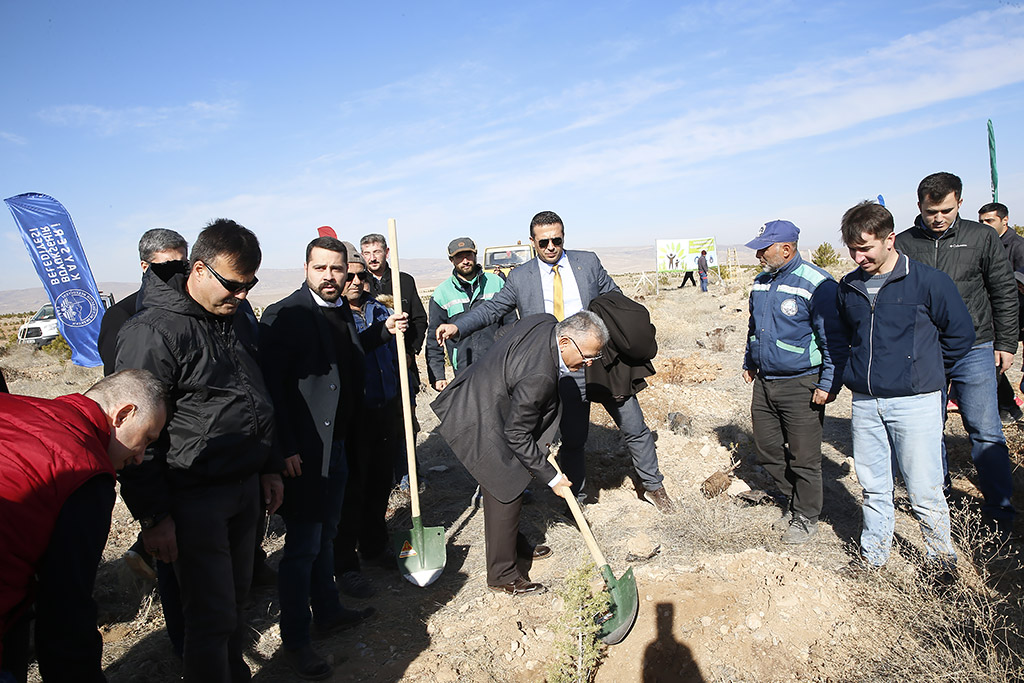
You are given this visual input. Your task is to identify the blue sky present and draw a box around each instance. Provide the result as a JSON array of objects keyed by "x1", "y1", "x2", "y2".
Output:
[{"x1": 3, "y1": 1, "x2": 1024, "y2": 289}]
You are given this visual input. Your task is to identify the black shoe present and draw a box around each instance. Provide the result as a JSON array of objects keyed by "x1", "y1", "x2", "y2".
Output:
[
  {"x1": 313, "y1": 605, "x2": 376, "y2": 637},
  {"x1": 999, "y1": 408, "x2": 1023, "y2": 426},
  {"x1": 283, "y1": 645, "x2": 333, "y2": 680},
  {"x1": 487, "y1": 578, "x2": 546, "y2": 596},
  {"x1": 338, "y1": 570, "x2": 377, "y2": 599}
]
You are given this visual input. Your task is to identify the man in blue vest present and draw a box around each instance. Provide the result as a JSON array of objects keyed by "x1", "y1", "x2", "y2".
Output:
[
  {"x1": 427, "y1": 237, "x2": 515, "y2": 391},
  {"x1": 743, "y1": 220, "x2": 846, "y2": 545}
]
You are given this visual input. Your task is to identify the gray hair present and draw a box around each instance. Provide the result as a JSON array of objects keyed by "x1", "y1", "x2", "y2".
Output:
[
  {"x1": 138, "y1": 228, "x2": 188, "y2": 262},
  {"x1": 555, "y1": 311, "x2": 610, "y2": 347},
  {"x1": 359, "y1": 233, "x2": 387, "y2": 249},
  {"x1": 85, "y1": 369, "x2": 169, "y2": 420}
]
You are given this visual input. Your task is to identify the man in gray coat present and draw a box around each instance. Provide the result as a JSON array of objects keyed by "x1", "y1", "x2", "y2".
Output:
[
  {"x1": 435, "y1": 211, "x2": 674, "y2": 513},
  {"x1": 432, "y1": 312, "x2": 607, "y2": 595}
]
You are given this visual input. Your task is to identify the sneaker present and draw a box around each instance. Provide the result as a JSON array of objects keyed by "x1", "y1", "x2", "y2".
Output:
[
  {"x1": 338, "y1": 570, "x2": 376, "y2": 599},
  {"x1": 1000, "y1": 405, "x2": 1024, "y2": 425},
  {"x1": 838, "y1": 557, "x2": 884, "y2": 579},
  {"x1": 643, "y1": 487, "x2": 678, "y2": 514},
  {"x1": 772, "y1": 509, "x2": 794, "y2": 532},
  {"x1": 282, "y1": 645, "x2": 333, "y2": 681},
  {"x1": 781, "y1": 514, "x2": 818, "y2": 545}
]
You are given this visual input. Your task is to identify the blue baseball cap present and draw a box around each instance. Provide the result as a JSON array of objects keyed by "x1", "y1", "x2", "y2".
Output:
[{"x1": 745, "y1": 220, "x2": 800, "y2": 250}]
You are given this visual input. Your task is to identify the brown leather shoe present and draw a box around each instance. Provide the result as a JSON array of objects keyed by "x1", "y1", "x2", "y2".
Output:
[
  {"x1": 487, "y1": 578, "x2": 546, "y2": 596},
  {"x1": 644, "y1": 486, "x2": 678, "y2": 514}
]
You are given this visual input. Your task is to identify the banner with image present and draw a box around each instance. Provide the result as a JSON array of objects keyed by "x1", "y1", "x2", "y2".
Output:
[
  {"x1": 656, "y1": 237, "x2": 717, "y2": 272},
  {"x1": 5, "y1": 192, "x2": 104, "y2": 366}
]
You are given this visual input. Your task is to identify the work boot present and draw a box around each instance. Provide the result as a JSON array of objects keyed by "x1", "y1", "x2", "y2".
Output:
[
  {"x1": 643, "y1": 486, "x2": 677, "y2": 514},
  {"x1": 772, "y1": 509, "x2": 794, "y2": 532},
  {"x1": 781, "y1": 513, "x2": 817, "y2": 545}
]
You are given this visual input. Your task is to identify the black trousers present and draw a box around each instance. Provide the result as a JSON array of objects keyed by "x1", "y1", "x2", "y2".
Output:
[
  {"x1": 997, "y1": 372, "x2": 1018, "y2": 413},
  {"x1": 171, "y1": 475, "x2": 260, "y2": 683},
  {"x1": 481, "y1": 487, "x2": 526, "y2": 586},
  {"x1": 334, "y1": 402, "x2": 397, "y2": 573},
  {"x1": 750, "y1": 374, "x2": 825, "y2": 522}
]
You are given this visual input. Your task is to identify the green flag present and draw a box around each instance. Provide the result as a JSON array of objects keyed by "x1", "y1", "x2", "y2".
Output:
[{"x1": 988, "y1": 119, "x2": 998, "y2": 202}]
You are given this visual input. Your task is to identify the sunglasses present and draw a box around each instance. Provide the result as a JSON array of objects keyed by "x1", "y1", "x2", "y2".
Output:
[
  {"x1": 203, "y1": 261, "x2": 259, "y2": 293},
  {"x1": 536, "y1": 237, "x2": 563, "y2": 249},
  {"x1": 564, "y1": 336, "x2": 603, "y2": 363},
  {"x1": 346, "y1": 271, "x2": 367, "y2": 282}
]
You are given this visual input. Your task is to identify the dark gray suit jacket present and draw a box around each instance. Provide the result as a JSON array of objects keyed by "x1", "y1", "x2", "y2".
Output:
[
  {"x1": 430, "y1": 314, "x2": 561, "y2": 502},
  {"x1": 454, "y1": 250, "x2": 620, "y2": 336}
]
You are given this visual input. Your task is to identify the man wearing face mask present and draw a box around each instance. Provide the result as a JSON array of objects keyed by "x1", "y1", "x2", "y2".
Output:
[{"x1": 742, "y1": 220, "x2": 846, "y2": 545}]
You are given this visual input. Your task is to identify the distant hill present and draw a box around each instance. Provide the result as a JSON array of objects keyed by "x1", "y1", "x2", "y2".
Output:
[{"x1": 0, "y1": 244, "x2": 759, "y2": 314}]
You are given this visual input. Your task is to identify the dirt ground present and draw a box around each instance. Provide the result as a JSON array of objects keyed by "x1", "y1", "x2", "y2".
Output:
[{"x1": 3, "y1": 273, "x2": 1023, "y2": 682}]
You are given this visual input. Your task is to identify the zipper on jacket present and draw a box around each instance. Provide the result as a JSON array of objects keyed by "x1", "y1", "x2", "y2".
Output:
[{"x1": 867, "y1": 301, "x2": 875, "y2": 395}]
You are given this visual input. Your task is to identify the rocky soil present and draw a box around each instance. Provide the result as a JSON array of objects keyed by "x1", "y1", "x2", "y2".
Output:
[{"x1": 3, "y1": 272, "x2": 1022, "y2": 682}]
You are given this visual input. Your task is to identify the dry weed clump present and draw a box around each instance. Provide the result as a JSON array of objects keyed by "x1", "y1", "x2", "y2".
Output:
[
  {"x1": 662, "y1": 490, "x2": 771, "y2": 556},
  {"x1": 850, "y1": 505, "x2": 1024, "y2": 682},
  {"x1": 656, "y1": 354, "x2": 723, "y2": 385}
]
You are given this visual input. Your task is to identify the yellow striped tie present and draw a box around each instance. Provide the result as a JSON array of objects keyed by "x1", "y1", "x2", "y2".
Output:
[{"x1": 552, "y1": 264, "x2": 564, "y2": 321}]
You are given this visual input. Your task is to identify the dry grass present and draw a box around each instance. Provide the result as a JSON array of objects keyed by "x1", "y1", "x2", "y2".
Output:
[{"x1": 847, "y1": 504, "x2": 1024, "y2": 682}]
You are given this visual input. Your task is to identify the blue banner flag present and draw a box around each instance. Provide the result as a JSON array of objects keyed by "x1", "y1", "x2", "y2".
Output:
[{"x1": 5, "y1": 193, "x2": 104, "y2": 366}]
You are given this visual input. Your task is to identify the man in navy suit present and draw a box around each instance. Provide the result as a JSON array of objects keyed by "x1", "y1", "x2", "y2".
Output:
[{"x1": 436, "y1": 211, "x2": 674, "y2": 513}]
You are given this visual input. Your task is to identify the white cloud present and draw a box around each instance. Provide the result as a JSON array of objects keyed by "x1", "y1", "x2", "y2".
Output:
[
  {"x1": 37, "y1": 99, "x2": 239, "y2": 150},
  {"x1": 0, "y1": 131, "x2": 28, "y2": 145}
]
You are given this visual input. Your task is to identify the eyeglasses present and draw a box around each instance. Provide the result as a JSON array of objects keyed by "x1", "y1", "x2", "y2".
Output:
[
  {"x1": 564, "y1": 336, "x2": 603, "y2": 364},
  {"x1": 346, "y1": 271, "x2": 367, "y2": 282},
  {"x1": 202, "y1": 261, "x2": 258, "y2": 293},
  {"x1": 536, "y1": 237, "x2": 563, "y2": 249}
]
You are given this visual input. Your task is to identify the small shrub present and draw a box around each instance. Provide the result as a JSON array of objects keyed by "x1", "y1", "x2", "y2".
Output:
[
  {"x1": 41, "y1": 335, "x2": 72, "y2": 361},
  {"x1": 811, "y1": 242, "x2": 841, "y2": 269},
  {"x1": 547, "y1": 561, "x2": 609, "y2": 683}
]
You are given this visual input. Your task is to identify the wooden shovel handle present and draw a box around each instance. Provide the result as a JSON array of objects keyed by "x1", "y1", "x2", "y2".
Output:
[
  {"x1": 388, "y1": 218, "x2": 421, "y2": 519},
  {"x1": 547, "y1": 453, "x2": 608, "y2": 567}
]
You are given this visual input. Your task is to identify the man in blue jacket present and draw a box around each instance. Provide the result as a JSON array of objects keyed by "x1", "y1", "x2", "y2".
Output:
[
  {"x1": 837, "y1": 202, "x2": 975, "y2": 572},
  {"x1": 743, "y1": 220, "x2": 846, "y2": 544}
]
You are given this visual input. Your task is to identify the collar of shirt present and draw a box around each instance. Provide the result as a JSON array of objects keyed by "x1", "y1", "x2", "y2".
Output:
[
  {"x1": 556, "y1": 342, "x2": 572, "y2": 377},
  {"x1": 309, "y1": 288, "x2": 344, "y2": 308},
  {"x1": 538, "y1": 251, "x2": 584, "y2": 317}
]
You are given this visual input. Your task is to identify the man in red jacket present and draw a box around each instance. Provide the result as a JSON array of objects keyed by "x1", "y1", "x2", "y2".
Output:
[{"x1": 0, "y1": 369, "x2": 168, "y2": 683}]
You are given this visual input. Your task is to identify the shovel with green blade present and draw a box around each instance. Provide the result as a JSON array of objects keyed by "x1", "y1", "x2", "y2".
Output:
[
  {"x1": 386, "y1": 218, "x2": 446, "y2": 587},
  {"x1": 548, "y1": 451, "x2": 639, "y2": 645}
]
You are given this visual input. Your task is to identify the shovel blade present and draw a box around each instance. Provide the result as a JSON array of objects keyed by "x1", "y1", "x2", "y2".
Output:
[
  {"x1": 597, "y1": 565, "x2": 639, "y2": 645},
  {"x1": 393, "y1": 517, "x2": 446, "y2": 587}
]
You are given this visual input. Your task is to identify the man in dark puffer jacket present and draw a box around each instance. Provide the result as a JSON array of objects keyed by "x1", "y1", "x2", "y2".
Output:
[{"x1": 894, "y1": 172, "x2": 1017, "y2": 536}]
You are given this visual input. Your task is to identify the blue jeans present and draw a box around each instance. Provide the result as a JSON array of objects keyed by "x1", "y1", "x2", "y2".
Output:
[
  {"x1": 944, "y1": 343, "x2": 1015, "y2": 522},
  {"x1": 852, "y1": 391, "x2": 956, "y2": 566},
  {"x1": 699, "y1": 272, "x2": 708, "y2": 292},
  {"x1": 279, "y1": 441, "x2": 348, "y2": 649}
]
